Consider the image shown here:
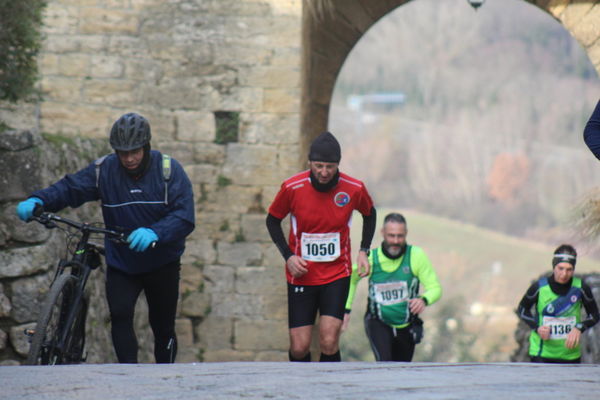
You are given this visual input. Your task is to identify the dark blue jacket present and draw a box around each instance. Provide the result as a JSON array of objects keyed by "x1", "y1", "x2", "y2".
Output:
[
  {"x1": 584, "y1": 100, "x2": 600, "y2": 160},
  {"x1": 32, "y1": 150, "x2": 195, "y2": 274}
]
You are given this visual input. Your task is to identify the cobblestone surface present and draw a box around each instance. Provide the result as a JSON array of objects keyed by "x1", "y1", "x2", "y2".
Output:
[{"x1": 1, "y1": 362, "x2": 599, "y2": 400}]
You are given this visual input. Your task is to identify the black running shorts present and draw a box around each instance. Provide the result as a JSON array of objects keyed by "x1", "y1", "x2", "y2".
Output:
[{"x1": 287, "y1": 276, "x2": 350, "y2": 328}]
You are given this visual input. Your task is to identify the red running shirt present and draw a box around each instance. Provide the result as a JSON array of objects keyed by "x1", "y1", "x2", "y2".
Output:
[{"x1": 268, "y1": 170, "x2": 374, "y2": 285}]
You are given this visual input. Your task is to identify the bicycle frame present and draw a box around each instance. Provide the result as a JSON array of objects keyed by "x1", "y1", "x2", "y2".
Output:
[{"x1": 28, "y1": 210, "x2": 126, "y2": 364}]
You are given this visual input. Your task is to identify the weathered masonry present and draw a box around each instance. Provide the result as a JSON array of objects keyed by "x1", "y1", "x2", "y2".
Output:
[{"x1": 1, "y1": 0, "x2": 600, "y2": 364}]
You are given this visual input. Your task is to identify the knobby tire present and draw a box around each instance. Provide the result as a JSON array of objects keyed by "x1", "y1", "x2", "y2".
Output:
[{"x1": 26, "y1": 273, "x2": 86, "y2": 365}]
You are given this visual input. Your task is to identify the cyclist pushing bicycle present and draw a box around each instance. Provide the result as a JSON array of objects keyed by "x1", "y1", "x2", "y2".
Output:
[{"x1": 17, "y1": 112, "x2": 195, "y2": 364}]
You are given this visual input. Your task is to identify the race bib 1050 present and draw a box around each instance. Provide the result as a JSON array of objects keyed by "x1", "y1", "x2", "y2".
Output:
[{"x1": 301, "y1": 232, "x2": 340, "y2": 262}]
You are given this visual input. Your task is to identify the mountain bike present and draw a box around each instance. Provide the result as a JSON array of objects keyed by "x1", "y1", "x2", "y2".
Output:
[{"x1": 25, "y1": 207, "x2": 127, "y2": 365}]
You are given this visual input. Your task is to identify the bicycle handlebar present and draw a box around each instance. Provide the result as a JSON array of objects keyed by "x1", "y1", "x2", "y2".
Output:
[{"x1": 32, "y1": 206, "x2": 127, "y2": 244}]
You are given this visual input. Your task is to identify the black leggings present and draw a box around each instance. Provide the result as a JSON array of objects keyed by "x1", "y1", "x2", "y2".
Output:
[
  {"x1": 364, "y1": 312, "x2": 415, "y2": 362},
  {"x1": 106, "y1": 261, "x2": 180, "y2": 363}
]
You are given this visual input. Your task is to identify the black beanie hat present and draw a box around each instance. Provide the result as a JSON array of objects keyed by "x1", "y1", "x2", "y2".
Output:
[{"x1": 308, "y1": 131, "x2": 341, "y2": 163}]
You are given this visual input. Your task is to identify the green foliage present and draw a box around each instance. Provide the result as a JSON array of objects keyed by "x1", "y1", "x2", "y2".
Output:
[
  {"x1": 219, "y1": 219, "x2": 230, "y2": 232},
  {"x1": 214, "y1": 111, "x2": 239, "y2": 144},
  {"x1": 0, "y1": 0, "x2": 47, "y2": 102},
  {"x1": 42, "y1": 132, "x2": 76, "y2": 147},
  {"x1": 234, "y1": 230, "x2": 245, "y2": 242},
  {"x1": 217, "y1": 175, "x2": 232, "y2": 187}
]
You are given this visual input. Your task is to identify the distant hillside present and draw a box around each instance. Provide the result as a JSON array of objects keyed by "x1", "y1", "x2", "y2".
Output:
[
  {"x1": 330, "y1": 0, "x2": 600, "y2": 239},
  {"x1": 342, "y1": 209, "x2": 600, "y2": 362}
]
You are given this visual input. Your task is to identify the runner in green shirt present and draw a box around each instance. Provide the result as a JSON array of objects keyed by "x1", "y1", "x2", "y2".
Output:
[
  {"x1": 343, "y1": 213, "x2": 442, "y2": 361},
  {"x1": 517, "y1": 244, "x2": 599, "y2": 363}
]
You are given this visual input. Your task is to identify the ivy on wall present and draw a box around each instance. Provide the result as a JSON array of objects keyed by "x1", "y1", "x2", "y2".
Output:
[{"x1": 0, "y1": 0, "x2": 47, "y2": 102}]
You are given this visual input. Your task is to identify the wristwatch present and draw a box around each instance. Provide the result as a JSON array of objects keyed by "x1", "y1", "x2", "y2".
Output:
[{"x1": 359, "y1": 248, "x2": 370, "y2": 256}]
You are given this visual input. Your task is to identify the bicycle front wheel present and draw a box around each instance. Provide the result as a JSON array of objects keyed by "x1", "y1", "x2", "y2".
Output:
[{"x1": 26, "y1": 273, "x2": 84, "y2": 365}]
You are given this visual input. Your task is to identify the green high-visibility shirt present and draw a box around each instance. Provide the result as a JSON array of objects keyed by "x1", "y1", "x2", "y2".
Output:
[{"x1": 345, "y1": 244, "x2": 442, "y2": 328}]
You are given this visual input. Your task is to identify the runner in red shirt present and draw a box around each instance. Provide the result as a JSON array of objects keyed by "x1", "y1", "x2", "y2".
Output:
[{"x1": 266, "y1": 131, "x2": 377, "y2": 362}]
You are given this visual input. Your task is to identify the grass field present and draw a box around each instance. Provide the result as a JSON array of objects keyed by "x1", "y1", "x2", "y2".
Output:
[{"x1": 341, "y1": 209, "x2": 600, "y2": 362}]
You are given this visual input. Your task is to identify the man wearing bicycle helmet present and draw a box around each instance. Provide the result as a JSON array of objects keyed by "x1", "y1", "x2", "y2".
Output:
[
  {"x1": 266, "y1": 131, "x2": 377, "y2": 362},
  {"x1": 16, "y1": 112, "x2": 195, "y2": 364},
  {"x1": 517, "y1": 244, "x2": 599, "y2": 363}
]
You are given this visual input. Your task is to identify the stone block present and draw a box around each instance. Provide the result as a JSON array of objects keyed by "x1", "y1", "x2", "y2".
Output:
[
  {"x1": 0, "y1": 129, "x2": 38, "y2": 151},
  {"x1": 10, "y1": 323, "x2": 35, "y2": 356},
  {"x1": 238, "y1": 66, "x2": 300, "y2": 88},
  {"x1": 196, "y1": 212, "x2": 240, "y2": 242},
  {"x1": 197, "y1": 315, "x2": 233, "y2": 350},
  {"x1": 262, "y1": 290, "x2": 287, "y2": 320},
  {"x1": 90, "y1": 56, "x2": 125, "y2": 78},
  {"x1": 560, "y1": 2, "x2": 594, "y2": 30},
  {"x1": 40, "y1": 103, "x2": 114, "y2": 138},
  {"x1": 571, "y1": 6, "x2": 600, "y2": 47},
  {"x1": 0, "y1": 244, "x2": 57, "y2": 279},
  {"x1": 0, "y1": 284, "x2": 11, "y2": 318},
  {"x1": 175, "y1": 111, "x2": 216, "y2": 142},
  {"x1": 222, "y1": 162, "x2": 289, "y2": 186},
  {"x1": 262, "y1": 243, "x2": 287, "y2": 269},
  {"x1": 212, "y1": 185, "x2": 263, "y2": 215},
  {"x1": 83, "y1": 80, "x2": 136, "y2": 106},
  {"x1": 57, "y1": 54, "x2": 90, "y2": 77},
  {"x1": 217, "y1": 242, "x2": 263, "y2": 266},
  {"x1": 264, "y1": 88, "x2": 300, "y2": 113},
  {"x1": 180, "y1": 290, "x2": 210, "y2": 318},
  {"x1": 155, "y1": 142, "x2": 194, "y2": 166},
  {"x1": 267, "y1": 0, "x2": 301, "y2": 16},
  {"x1": 202, "y1": 349, "x2": 255, "y2": 362},
  {"x1": 236, "y1": 266, "x2": 285, "y2": 296},
  {"x1": 175, "y1": 318, "x2": 194, "y2": 348},
  {"x1": 43, "y1": 4, "x2": 79, "y2": 35},
  {"x1": 40, "y1": 77, "x2": 83, "y2": 102},
  {"x1": 39, "y1": 54, "x2": 60, "y2": 75},
  {"x1": 215, "y1": 87, "x2": 264, "y2": 113},
  {"x1": 241, "y1": 214, "x2": 271, "y2": 243},
  {"x1": 1, "y1": 203, "x2": 51, "y2": 243},
  {"x1": 193, "y1": 143, "x2": 226, "y2": 165},
  {"x1": 80, "y1": 8, "x2": 140, "y2": 35},
  {"x1": 234, "y1": 319, "x2": 288, "y2": 351},
  {"x1": 211, "y1": 293, "x2": 262, "y2": 318},
  {"x1": 9, "y1": 273, "x2": 54, "y2": 323},
  {"x1": 269, "y1": 47, "x2": 301, "y2": 67},
  {"x1": 224, "y1": 143, "x2": 279, "y2": 168},
  {"x1": 180, "y1": 263, "x2": 204, "y2": 294},
  {"x1": 203, "y1": 265, "x2": 235, "y2": 294},
  {"x1": 239, "y1": 112, "x2": 300, "y2": 145},
  {"x1": 185, "y1": 164, "x2": 219, "y2": 185},
  {"x1": 0, "y1": 329, "x2": 6, "y2": 351},
  {"x1": 255, "y1": 350, "x2": 288, "y2": 361},
  {"x1": 181, "y1": 238, "x2": 216, "y2": 265}
]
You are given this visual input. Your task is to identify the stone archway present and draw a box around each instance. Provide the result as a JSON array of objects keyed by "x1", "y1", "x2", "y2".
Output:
[{"x1": 300, "y1": 0, "x2": 600, "y2": 162}]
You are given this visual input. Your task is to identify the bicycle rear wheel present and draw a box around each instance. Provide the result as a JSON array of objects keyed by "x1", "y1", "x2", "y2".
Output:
[{"x1": 26, "y1": 273, "x2": 86, "y2": 365}]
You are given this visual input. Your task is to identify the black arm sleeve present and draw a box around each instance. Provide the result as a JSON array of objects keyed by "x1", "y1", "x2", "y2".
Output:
[
  {"x1": 580, "y1": 282, "x2": 600, "y2": 332},
  {"x1": 516, "y1": 282, "x2": 540, "y2": 330},
  {"x1": 583, "y1": 100, "x2": 600, "y2": 160},
  {"x1": 360, "y1": 206, "x2": 377, "y2": 250},
  {"x1": 266, "y1": 213, "x2": 294, "y2": 261}
]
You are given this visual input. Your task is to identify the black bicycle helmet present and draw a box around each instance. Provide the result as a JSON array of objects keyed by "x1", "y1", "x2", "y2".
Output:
[{"x1": 109, "y1": 113, "x2": 151, "y2": 151}]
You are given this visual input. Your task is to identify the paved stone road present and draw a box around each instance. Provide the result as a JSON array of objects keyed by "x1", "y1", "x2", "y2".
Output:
[{"x1": 1, "y1": 362, "x2": 599, "y2": 399}]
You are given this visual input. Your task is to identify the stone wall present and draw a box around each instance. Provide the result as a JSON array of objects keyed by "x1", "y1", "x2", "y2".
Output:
[
  {"x1": 0, "y1": 0, "x2": 302, "y2": 364},
  {"x1": 2, "y1": 0, "x2": 600, "y2": 365}
]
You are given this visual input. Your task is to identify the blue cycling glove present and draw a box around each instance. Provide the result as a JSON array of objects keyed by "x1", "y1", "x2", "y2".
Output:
[
  {"x1": 127, "y1": 228, "x2": 158, "y2": 252},
  {"x1": 16, "y1": 197, "x2": 44, "y2": 222}
]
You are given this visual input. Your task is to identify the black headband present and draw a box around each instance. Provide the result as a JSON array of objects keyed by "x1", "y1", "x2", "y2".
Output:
[{"x1": 552, "y1": 253, "x2": 576, "y2": 268}]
